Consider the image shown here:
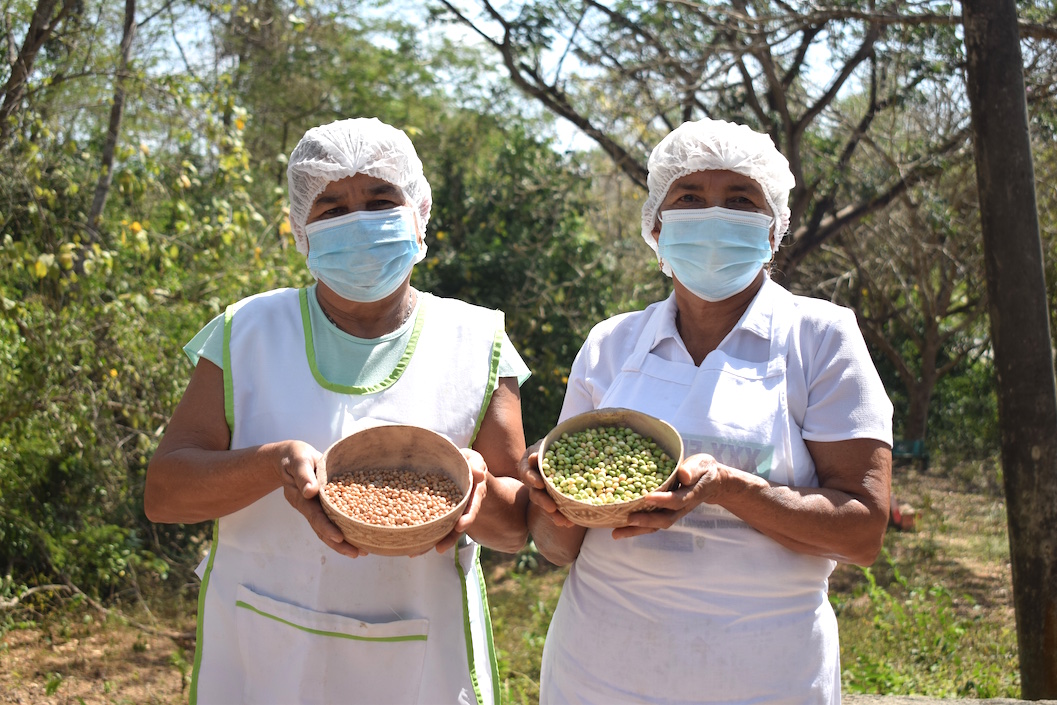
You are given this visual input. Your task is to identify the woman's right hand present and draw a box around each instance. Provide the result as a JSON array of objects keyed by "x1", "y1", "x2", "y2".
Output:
[
  {"x1": 519, "y1": 441, "x2": 576, "y2": 529},
  {"x1": 273, "y1": 440, "x2": 367, "y2": 559},
  {"x1": 519, "y1": 440, "x2": 587, "y2": 564}
]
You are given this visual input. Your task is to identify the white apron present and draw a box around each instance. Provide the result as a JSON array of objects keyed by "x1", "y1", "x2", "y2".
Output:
[
  {"x1": 190, "y1": 288, "x2": 503, "y2": 705},
  {"x1": 540, "y1": 286, "x2": 840, "y2": 705}
]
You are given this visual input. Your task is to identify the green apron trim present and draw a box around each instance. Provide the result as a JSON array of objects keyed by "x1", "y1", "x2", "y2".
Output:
[
  {"x1": 188, "y1": 519, "x2": 221, "y2": 705},
  {"x1": 461, "y1": 310, "x2": 504, "y2": 702},
  {"x1": 197, "y1": 290, "x2": 502, "y2": 704},
  {"x1": 476, "y1": 546, "x2": 501, "y2": 705},
  {"x1": 191, "y1": 303, "x2": 239, "y2": 703},
  {"x1": 233, "y1": 601, "x2": 428, "y2": 642},
  {"x1": 469, "y1": 310, "x2": 505, "y2": 446},
  {"x1": 298, "y1": 288, "x2": 425, "y2": 395},
  {"x1": 456, "y1": 541, "x2": 500, "y2": 705}
]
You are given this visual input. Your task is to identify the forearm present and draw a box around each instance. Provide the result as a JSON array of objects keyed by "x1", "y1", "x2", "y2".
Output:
[
  {"x1": 144, "y1": 443, "x2": 286, "y2": 524},
  {"x1": 527, "y1": 503, "x2": 587, "y2": 566},
  {"x1": 714, "y1": 468, "x2": 889, "y2": 566},
  {"x1": 466, "y1": 474, "x2": 530, "y2": 553}
]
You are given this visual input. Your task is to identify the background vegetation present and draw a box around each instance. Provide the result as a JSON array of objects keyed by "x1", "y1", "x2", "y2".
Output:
[{"x1": 1, "y1": 0, "x2": 1054, "y2": 700}]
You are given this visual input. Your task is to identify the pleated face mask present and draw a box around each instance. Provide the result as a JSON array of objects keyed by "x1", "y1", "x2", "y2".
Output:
[
  {"x1": 657, "y1": 207, "x2": 773, "y2": 302},
  {"x1": 306, "y1": 206, "x2": 424, "y2": 303}
]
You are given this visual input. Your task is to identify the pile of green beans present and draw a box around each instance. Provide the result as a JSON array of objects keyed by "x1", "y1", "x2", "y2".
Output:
[{"x1": 541, "y1": 426, "x2": 676, "y2": 505}]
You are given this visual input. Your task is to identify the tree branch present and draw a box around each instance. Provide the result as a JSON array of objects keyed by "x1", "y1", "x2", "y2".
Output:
[{"x1": 0, "y1": 0, "x2": 79, "y2": 148}]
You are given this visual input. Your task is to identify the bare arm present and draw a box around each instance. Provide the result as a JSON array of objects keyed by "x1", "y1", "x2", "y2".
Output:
[
  {"x1": 454, "y1": 377, "x2": 530, "y2": 554},
  {"x1": 621, "y1": 438, "x2": 892, "y2": 566},
  {"x1": 518, "y1": 442, "x2": 588, "y2": 566},
  {"x1": 144, "y1": 359, "x2": 363, "y2": 558}
]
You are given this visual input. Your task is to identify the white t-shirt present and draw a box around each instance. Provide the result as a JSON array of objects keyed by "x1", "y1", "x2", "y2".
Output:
[
  {"x1": 560, "y1": 278, "x2": 893, "y2": 445},
  {"x1": 540, "y1": 278, "x2": 893, "y2": 704}
]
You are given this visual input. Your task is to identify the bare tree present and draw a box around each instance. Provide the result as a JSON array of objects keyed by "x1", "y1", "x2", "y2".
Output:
[
  {"x1": 434, "y1": 0, "x2": 1056, "y2": 284},
  {"x1": 86, "y1": 0, "x2": 137, "y2": 241},
  {"x1": 0, "y1": 0, "x2": 79, "y2": 149},
  {"x1": 804, "y1": 166, "x2": 988, "y2": 444}
]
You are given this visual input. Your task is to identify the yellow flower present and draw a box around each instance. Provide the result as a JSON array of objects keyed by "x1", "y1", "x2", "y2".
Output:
[
  {"x1": 130, "y1": 221, "x2": 143, "y2": 233},
  {"x1": 109, "y1": 369, "x2": 118, "y2": 378},
  {"x1": 235, "y1": 118, "x2": 246, "y2": 131}
]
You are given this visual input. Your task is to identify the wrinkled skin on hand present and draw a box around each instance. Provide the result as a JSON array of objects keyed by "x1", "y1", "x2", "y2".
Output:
[
  {"x1": 614, "y1": 453, "x2": 724, "y2": 539},
  {"x1": 521, "y1": 444, "x2": 723, "y2": 539},
  {"x1": 518, "y1": 441, "x2": 577, "y2": 530},
  {"x1": 427, "y1": 448, "x2": 488, "y2": 555},
  {"x1": 277, "y1": 439, "x2": 368, "y2": 558},
  {"x1": 288, "y1": 444, "x2": 489, "y2": 558}
]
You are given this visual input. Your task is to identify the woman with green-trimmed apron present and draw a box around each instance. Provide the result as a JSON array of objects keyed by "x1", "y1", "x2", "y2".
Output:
[{"x1": 146, "y1": 117, "x2": 530, "y2": 705}]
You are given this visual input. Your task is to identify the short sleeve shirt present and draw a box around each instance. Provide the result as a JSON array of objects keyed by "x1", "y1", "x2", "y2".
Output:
[{"x1": 560, "y1": 278, "x2": 893, "y2": 445}]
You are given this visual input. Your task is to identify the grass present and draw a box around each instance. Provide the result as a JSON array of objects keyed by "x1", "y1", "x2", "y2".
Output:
[
  {"x1": 0, "y1": 461, "x2": 1020, "y2": 704},
  {"x1": 829, "y1": 462, "x2": 1019, "y2": 698}
]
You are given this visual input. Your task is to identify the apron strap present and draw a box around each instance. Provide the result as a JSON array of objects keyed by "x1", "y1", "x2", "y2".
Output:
[
  {"x1": 621, "y1": 296, "x2": 673, "y2": 374},
  {"x1": 765, "y1": 281, "x2": 796, "y2": 377}
]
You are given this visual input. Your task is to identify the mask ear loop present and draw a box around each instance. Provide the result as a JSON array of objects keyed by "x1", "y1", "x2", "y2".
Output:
[
  {"x1": 652, "y1": 216, "x2": 670, "y2": 276},
  {"x1": 761, "y1": 191, "x2": 783, "y2": 254}
]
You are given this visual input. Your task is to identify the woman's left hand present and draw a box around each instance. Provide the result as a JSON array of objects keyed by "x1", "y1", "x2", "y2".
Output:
[
  {"x1": 431, "y1": 449, "x2": 488, "y2": 554},
  {"x1": 616, "y1": 440, "x2": 892, "y2": 566},
  {"x1": 613, "y1": 453, "x2": 727, "y2": 539}
]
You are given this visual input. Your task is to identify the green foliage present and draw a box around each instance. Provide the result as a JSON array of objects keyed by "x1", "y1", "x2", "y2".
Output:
[
  {"x1": 0, "y1": 1, "x2": 1029, "y2": 657},
  {"x1": 482, "y1": 548, "x2": 561, "y2": 705},
  {"x1": 414, "y1": 112, "x2": 611, "y2": 440},
  {"x1": 0, "y1": 74, "x2": 303, "y2": 595},
  {"x1": 927, "y1": 356, "x2": 1000, "y2": 462},
  {"x1": 0, "y1": 0, "x2": 618, "y2": 596},
  {"x1": 482, "y1": 495, "x2": 1022, "y2": 705}
]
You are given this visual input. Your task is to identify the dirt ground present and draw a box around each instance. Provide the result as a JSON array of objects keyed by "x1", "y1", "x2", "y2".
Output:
[
  {"x1": 0, "y1": 466, "x2": 1019, "y2": 704},
  {"x1": 0, "y1": 611, "x2": 196, "y2": 704}
]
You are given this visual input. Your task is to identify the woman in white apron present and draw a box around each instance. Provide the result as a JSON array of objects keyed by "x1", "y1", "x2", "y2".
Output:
[
  {"x1": 520, "y1": 118, "x2": 893, "y2": 704},
  {"x1": 145, "y1": 118, "x2": 530, "y2": 704}
]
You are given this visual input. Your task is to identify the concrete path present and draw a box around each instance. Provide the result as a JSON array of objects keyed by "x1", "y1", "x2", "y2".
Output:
[{"x1": 846, "y1": 696, "x2": 1057, "y2": 705}]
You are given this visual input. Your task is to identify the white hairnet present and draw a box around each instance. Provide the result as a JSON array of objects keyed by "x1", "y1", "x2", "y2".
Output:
[
  {"x1": 640, "y1": 118, "x2": 796, "y2": 255},
  {"x1": 287, "y1": 117, "x2": 432, "y2": 255}
]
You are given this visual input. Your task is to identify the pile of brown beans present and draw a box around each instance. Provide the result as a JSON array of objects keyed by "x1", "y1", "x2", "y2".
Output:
[{"x1": 322, "y1": 468, "x2": 463, "y2": 527}]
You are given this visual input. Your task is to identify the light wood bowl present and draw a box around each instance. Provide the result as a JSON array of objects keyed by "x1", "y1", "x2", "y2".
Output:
[
  {"x1": 538, "y1": 408, "x2": 684, "y2": 528},
  {"x1": 316, "y1": 424, "x2": 472, "y2": 556}
]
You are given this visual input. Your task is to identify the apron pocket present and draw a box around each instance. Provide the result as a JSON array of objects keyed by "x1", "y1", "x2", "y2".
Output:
[{"x1": 234, "y1": 583, "x2": 429, "y2": 705}]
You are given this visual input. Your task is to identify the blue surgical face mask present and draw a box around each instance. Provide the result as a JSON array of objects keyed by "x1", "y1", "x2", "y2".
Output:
[
  {"x1": 657, "y1": 207, "x2": 774, "y2": 302},
  {"x1": 305, "y1": 206, "x2": 425, "y2": 303}
]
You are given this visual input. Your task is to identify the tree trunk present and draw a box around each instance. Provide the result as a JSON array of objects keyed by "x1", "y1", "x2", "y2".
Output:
[
  {"x1": 963, "y1": 0, "x2": 1057, "y2": 698},
  {"x1": 0, "y1": 0, "x2": 77, "y2": 149},
  {"x1": 903, "y1": 381, "x2": 933, "y2": 444},
  {"x1": 86, "y1": 0, "x2": 137, "y2": 241}
]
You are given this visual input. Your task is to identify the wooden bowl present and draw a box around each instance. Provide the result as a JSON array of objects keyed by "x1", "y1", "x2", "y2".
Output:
[
  {"x1": 538, "y1": 408, "x2": 684, "y2": 528},
  {"x1": 316, "y1": 424, "x2": 472, "y2": 556}
]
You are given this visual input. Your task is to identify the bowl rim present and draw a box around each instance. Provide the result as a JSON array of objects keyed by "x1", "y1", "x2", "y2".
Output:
[
  {"x1": 537, "y1": 407, "x2": 684, "y2": 519},
  {"x1": 316, "y1": 424, "x2": 473, "y2": 535}
]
